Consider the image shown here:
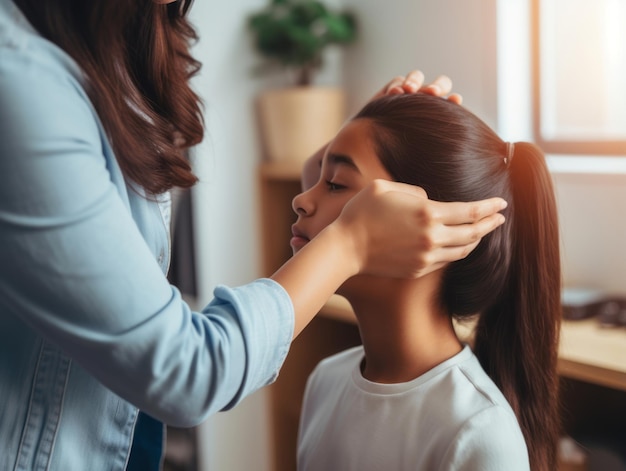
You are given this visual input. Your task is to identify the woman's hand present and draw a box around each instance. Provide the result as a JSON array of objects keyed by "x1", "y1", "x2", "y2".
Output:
[
  {"x1": 272, "y1": 180, "x2": 505, "y2": 339},
  {"x1": 371, "y1": 70, "x2": 463, "y2": 104},
  {"x1": 334, "y1": 180, "x2": 507, "y2": 279}
]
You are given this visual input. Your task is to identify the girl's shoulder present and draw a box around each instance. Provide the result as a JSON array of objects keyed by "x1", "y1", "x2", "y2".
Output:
[
  {"x1": 441, "y1": 404, "x2": 530, "y2": 470},
  {"x1": 310, "y1": 345, "x2": 364, "y2": 378}
]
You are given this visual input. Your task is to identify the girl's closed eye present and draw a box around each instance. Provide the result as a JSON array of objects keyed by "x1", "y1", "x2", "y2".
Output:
[{"x1": 326, "y1": 180, "x2": 347, "y2": 192}]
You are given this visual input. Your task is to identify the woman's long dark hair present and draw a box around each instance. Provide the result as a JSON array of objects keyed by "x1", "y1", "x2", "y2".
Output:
[
  {"x1": 14, "y1": 0, "x2": 203, "y2": 194},
  {"x1": 355, "y1": 94, "x2": 561, "y2": 471}
]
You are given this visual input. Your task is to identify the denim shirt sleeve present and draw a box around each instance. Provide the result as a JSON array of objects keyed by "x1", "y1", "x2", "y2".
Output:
[{"x1": 0, "y1": 16, "x2": 294, "y2": 427}]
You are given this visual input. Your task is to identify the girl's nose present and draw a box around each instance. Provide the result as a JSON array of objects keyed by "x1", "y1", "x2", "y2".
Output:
[{"x1": 292, "y1": 190, "x2": 314, "y2": 216}]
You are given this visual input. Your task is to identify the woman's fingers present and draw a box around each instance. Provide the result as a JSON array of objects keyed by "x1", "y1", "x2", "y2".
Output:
[
  {"x1": 374, "y1": 72, "x2": 462, "y2": 105},
  {"x1": 337, "y1": 180, "x2": 507, "y2": 279},
  {"x1": 447, "y1": 93, "x2": 463, "y2": 105},
  {"x1": 429, "y1": 240, "x2": 482, "y2": 266},
  {"x1": 373, "y1": 75, "x2": 406, "y2": 98},
  {"x1": 389, "y1": 182, "x2": 506, "y2": 225},
  {"x1": 424, "y1": 198, "x2": 507, "y2": 250},
  {"x1": 429, "y1": 197, "x2": 507, "y2": 225},
  {"x1": 399, "y1": 70, "x2": 426, "y2": 93},
  {"x1": 420, "y1": 74, "x2": 453, "y2": 96},
  {"x1": 434, "y1": 212, "x2": 506, "y2": 250},
  {"x1": 381, "y1": 181, "x2": 506, "y2": 259},
  {"x1": 419, "y1": 75, "x2": 463, "y2": 104}
]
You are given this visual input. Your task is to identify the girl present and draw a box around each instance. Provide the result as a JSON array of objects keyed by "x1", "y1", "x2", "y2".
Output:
[{"x1": 293, "y1": 93, "x2": 561, "y2": 471}]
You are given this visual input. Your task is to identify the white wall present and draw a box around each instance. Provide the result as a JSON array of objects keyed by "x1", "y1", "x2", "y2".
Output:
[
  {"x1": 552, "y1": 170, "x2": 626, "y2": 294},
  {"x1": 188, "y1": 0, "x2": 626, "y2": 469},
  {"x1": 341, "y1": 0, "x2": 499, "y2": 127}
]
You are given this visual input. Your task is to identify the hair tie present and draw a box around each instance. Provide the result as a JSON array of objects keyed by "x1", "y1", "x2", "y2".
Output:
[{"x1": 504, "y1": 142, "x2": 514, "y2": 166}]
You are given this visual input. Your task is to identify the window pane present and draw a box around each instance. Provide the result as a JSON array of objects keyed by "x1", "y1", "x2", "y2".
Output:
[{"x1": 539, "y1": 0, "x2": 626, "y2": 141}]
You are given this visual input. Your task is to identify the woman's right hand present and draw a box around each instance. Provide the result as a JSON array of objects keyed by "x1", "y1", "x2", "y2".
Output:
[
  {"x1": 333, "y1": 179, "x2": 507, "y2": 279},
  {"x1": 272, "y1": 179, "x2": 505, "y2": 338}
]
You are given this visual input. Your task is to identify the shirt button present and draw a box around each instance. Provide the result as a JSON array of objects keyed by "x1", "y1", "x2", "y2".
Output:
[{"x1": 158, "y1": 251, "x2": 164, "y2": 264}]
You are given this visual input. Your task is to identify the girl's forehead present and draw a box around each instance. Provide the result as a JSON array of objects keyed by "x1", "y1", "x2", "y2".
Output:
[
  {"x1": 323, "y1": 120, "x2": 391, "y2": 180},
  {"x1": 325, "y1": 120, "x2": 373, "y2": 162}
]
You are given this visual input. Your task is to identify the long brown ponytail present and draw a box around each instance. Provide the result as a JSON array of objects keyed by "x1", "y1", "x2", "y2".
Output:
[
  {"x1": 474, "y1": 142, "x2": 561, "y2": 471},
  {"x1": 14, "y1": 0, "x2": 203, "y2": 194},
  {"x1": 355, "y1": 94, "x2": 562, "y2": 471}
]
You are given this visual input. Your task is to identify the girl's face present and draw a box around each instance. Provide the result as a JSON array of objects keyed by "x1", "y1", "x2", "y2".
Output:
[{"x1": 291, "y1": 119, "x2": 393, "y2": 253}]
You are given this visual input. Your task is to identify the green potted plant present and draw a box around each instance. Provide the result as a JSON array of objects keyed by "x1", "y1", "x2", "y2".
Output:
[
  {"x1": 248, "y1": 0, "x2": 357, "y2": 86},
  {"x1": 247, "y1": 0, "x2": 357, "y2": 165}
]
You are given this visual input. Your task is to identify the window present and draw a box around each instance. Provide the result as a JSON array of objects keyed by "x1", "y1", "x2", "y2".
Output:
[{"x1": 532, "y1": 0, "x2": 626, "y2": 155}]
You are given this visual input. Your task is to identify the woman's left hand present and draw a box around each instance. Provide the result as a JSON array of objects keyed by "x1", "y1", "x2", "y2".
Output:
[{"x1": 371, "y1": 70, "x2": 463, "y2": 104}]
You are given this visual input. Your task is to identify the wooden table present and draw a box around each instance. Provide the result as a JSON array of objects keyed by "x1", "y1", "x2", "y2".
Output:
[{"x1": 559, "y1": 318, "x2": 626, "y2": 392}]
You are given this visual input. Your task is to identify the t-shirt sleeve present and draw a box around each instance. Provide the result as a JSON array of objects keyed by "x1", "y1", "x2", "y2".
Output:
[{"x1": 440, "y1": 406, "x2": 530, "y2": 471}]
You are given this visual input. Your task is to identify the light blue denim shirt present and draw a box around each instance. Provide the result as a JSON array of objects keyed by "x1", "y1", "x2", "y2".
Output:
[{"x1": 0, "y1": 1, "x2": 294, "y2": 469}]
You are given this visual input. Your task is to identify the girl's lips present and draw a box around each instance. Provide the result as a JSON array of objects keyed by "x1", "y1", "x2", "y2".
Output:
[
  {"x1": 290, "y1": 235, "x2": 309, "y2": 250},
  {"x1": 290, "y1": 226, "x2": 310, "y2": 250}
]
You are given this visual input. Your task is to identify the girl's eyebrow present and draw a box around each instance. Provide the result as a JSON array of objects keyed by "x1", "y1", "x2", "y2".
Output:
[{"x1": 326, "y1": 153, "x2": 361, "y2": 174}]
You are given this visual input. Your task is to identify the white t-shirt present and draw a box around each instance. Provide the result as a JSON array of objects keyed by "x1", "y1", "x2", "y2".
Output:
[{"x1": 297, "y1": 345, "x2": 530, "y2": 471}]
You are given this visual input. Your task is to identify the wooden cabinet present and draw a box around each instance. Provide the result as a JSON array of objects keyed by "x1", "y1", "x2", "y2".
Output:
[{"x1": 258, "y1": 162, "x2": 626, "y2": 471}]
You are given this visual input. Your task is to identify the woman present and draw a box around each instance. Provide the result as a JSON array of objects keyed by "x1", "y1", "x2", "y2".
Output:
[
  {"x1": 0, "y1": 0, "x2": 506, "y2": 469},
  {"x1": 295, "y1": 94, "x2": 561, "y2": 471}
]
